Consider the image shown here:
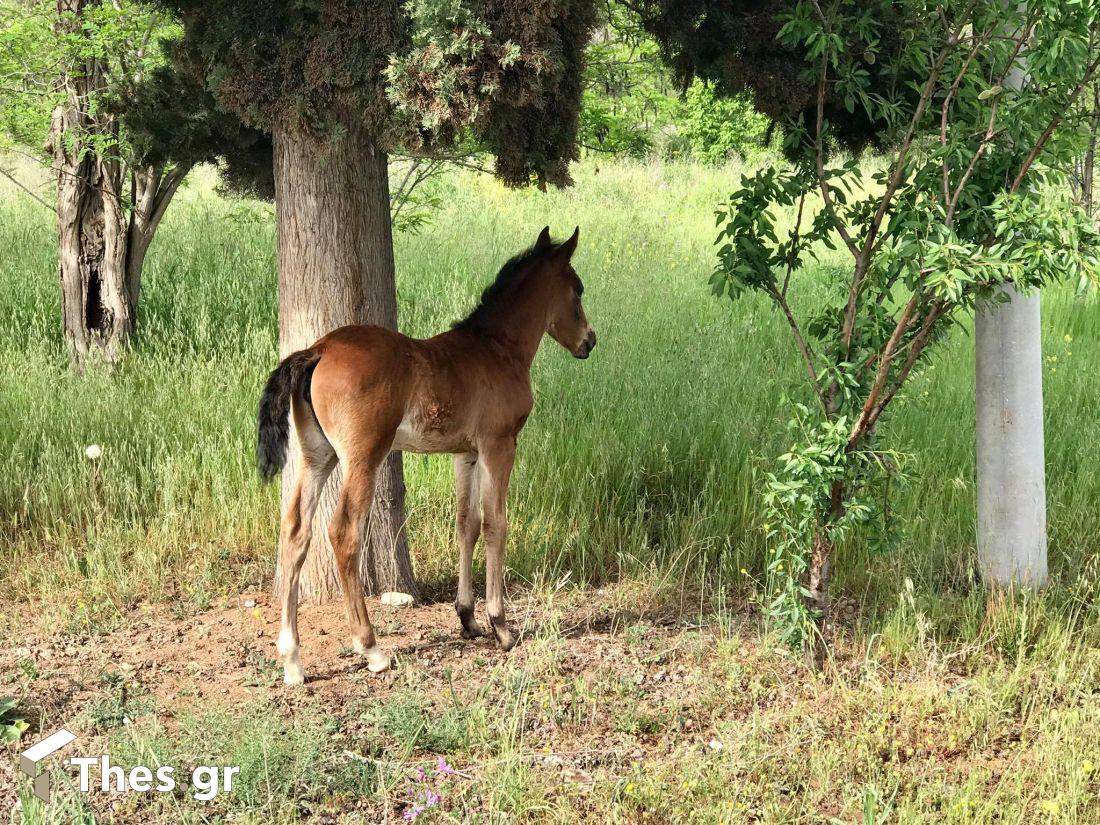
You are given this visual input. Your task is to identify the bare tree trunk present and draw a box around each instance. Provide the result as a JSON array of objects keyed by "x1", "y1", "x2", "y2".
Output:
[
  {"x1": 806, "y1": 530, "x2": 833, "y2": 670},
  {"x1": 271, "y1": 115, "x2": 419, "y2": 604},
  {"x1": 805, "y1": 479, "x2": 844, "y2": 670},
  {"x1": 126, "y1": 164, "x2": 188, "y2": 314},
  {"x1": 46, "y1": 0, "x2": 133, "y2": 366},
  {"x1": 975, "y1": 37, "x2": 1048, "y2": 591},
  {"x1": 45, "y1": 0, "x2": 184, "y2": 366}
]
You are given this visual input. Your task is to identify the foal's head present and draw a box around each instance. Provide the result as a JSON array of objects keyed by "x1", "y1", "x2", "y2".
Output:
[
  {"x1": 454, "y1": 225, "x2": 597, "y2": 359},
  {"x1": 534, "y1": 226, "x2": 596, "y2": 359}
]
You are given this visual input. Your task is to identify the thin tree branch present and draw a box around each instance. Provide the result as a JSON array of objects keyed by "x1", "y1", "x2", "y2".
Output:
[
  {"x1": 862, "y1": 301, "x2": 948, "y2": 437},
  {"x1": 0, "y1": 166, "x2": 55, "y2": 212},
  {"x1": 847, "y1": 293, "x2": 919, "y2": 446},
  {"x1": 945, "y1": 16, "x2": 1036, "y2": 224},
  {"x1": 941, "y1": 29, "x2": 989, "y2": 207},
  {"x1": 813, "y1": 53, "x2": 861, "y2": 260},
  {"x1": 146, "y1": 164, "x2": 188, "y2": 227},
  {"x1": 769, "y1": 284, "x2": 827, "y2": 416},
  {"x1": 840, "y1": 10, "x2": 968, "y2": 354},
  {"x1": 1008, "y1": 49, "x2": 1100, "y2": 195},
  {"x1": 782, "y1": 189, "x2": 808, "y2": 300}
]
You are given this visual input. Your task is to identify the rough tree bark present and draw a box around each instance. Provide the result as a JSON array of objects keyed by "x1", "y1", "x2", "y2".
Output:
[
  {"x1": 46, "y1": 0, "x2": 186, "y2": 366},
  {"x1": 127, "y1": 164, "x2": 188, "y2": 308},
  {"x1": 47, "y1": 0, "x2": 130, "y2": 365},
  {"x1": 271, "y1": 115, "x2": 420, "y2": 604}
]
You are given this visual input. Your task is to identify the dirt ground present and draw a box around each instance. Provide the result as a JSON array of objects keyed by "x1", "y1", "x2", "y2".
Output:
[
  {"x1": 3, "y1": 587, "x2": 771, "y2": 820},
  {"x1": 3, "y1": 587, "x2": 717, "y2": 711},
  {"x1": 6, "y1": 587, "x2": 1079, "y2": 823}
]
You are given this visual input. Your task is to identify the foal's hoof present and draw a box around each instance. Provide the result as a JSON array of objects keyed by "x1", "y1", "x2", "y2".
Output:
[
  {"x1": 353, "y1": 639, "x2": 392, "y2": 673},
  {"x1": 460, "y1": 619, "x2": 486, "y2": 639},
  {"x1": 283, "y1": 663, "x2": 306, "y2": 686},
  {"x1": 365, "y1": 648, "x2": 391, "y2": 673},
  {"x1": 490, "y1": 618, "x2": 517, "y2": 651},
  {"x1": 456, "y1": 605, "x2": 485, "y2": 639}
]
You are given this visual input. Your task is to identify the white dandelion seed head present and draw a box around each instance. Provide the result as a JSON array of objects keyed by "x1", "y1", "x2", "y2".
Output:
[{"x1": 85, "y1": 444, "x2": 102, "y2": 460}]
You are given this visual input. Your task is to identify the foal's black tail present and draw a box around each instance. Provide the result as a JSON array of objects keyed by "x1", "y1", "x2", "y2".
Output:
[{"x1": 257, "y1": 348, "x2": 322, "y2": 482}]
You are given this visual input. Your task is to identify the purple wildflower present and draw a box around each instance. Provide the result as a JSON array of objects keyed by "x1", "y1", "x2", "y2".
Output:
[{"x1": 435, "y1": 756, "x2": 457, "y2": 776}]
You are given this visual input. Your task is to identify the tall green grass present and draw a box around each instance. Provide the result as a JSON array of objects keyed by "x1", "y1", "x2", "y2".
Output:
[{"x1": 2, "y1": 159, "x2": 1099, "y2": 631}]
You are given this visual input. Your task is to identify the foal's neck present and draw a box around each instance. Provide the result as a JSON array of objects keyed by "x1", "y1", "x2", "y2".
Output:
[{"x1": 477, "y1": 271, "x2": 554, "y2": 367}]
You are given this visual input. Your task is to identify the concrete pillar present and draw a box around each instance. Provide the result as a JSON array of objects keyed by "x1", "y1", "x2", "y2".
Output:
[{"x1": 975, "y1": 283, "x2": 1048, "y2": 586}]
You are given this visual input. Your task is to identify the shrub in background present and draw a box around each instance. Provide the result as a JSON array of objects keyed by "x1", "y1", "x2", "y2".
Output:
[{"x1": 681, "y1": 81, "x2": 768, "y2": 164}]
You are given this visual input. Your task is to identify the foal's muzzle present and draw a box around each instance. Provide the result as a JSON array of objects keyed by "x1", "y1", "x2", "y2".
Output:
[{"x1": 574, "y1": 329, "x2": 597, "y2": 359}]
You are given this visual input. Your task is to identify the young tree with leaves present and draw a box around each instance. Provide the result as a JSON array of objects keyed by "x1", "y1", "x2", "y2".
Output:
[
  {"x1": 699, "y1": 0, "x2": 1100, "y2": 664},
  {"x1": 155, "y1": 0, "x2": 596, "y2": 602},
  {"x1": 638, "y1": 0, "x2": 1100, "y2": 664},
  {"x1": 0, "y1": 0, "x2": 240, "y2": 364}
]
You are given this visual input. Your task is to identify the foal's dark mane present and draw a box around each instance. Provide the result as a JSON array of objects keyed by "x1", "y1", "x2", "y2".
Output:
[{"x1": 452, "y1": 242, "x2": 560, "y2": 332}]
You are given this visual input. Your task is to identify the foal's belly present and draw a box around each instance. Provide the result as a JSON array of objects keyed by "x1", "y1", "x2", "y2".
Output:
[{"x1": 390, "y1": 412, "x2": 473, "y2": 454}]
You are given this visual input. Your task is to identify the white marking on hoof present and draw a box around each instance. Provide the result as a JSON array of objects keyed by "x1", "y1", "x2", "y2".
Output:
[
  {"x1": 283, "y1": 658, "x2": 305, "y2": 686},
  {"x1": 278, "y1": 629, "x2": 305, "y2": 685},
  {"x1": 362, "y1": 645, "x2": 391, "y2": 673}
]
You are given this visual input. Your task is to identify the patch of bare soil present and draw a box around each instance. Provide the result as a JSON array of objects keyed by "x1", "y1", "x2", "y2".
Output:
[
  {"x1": 1, "y1": 587, "x2": 755, "y2": 812},
  {"x1": 6, "y1": 589, "x2": 707, "y2": 706}
]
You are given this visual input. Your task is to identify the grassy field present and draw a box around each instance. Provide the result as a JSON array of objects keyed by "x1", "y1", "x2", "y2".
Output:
[{"x1": 2, "y1": 159, "x2": 1100, "y2": 822}]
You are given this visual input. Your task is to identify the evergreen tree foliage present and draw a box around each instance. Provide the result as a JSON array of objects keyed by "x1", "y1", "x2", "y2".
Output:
[
  {"x1": 630, "y1": 0, "x2": 909, "y2": 151},
  {"x1": 151, "y1": 0, "x2": 599, "y2": 189}
]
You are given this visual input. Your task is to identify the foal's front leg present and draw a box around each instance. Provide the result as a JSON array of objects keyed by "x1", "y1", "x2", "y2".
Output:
[
  {"x1": 480, "y1": 437, "x2": 517, "y2": 650},
  {"x1": 454, "y1": 452, "x2": 485, "y2": 638}
]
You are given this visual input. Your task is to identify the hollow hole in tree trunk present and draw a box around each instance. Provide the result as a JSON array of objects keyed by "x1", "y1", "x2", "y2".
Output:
[{"x1": 86, "y1": 274, "x2": 104, "y2": 333}]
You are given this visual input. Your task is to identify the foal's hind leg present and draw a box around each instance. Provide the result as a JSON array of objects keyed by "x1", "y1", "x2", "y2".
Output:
[
  {"x1": 276, "y1": 409, "x2": 336, "y2": 685},
  {"x1": 453, "y1": 452, "x2": 485, "y2": 638},
  {"x1": 329, "y1": 449, "x2": 391, "y2": 673},
  {"x1": 480, "y1": 437, "x2": 517, "y2": 651}
]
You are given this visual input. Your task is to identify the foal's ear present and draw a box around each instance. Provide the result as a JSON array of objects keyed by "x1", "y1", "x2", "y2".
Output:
[
  {"x1": 535, "y1": 226, "x2": 552, "y2": 250},
  {"x1": 555, "y1": 226, "x2": 580, "y2": 260}
]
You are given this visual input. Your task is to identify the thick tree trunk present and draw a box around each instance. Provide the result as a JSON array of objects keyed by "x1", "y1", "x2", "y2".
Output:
[
  {"x1": 976, "y1": 285, "x2": 1048, "y2": 587},
  {"x1": 975, "y1": 38, "x2": 1048, "y2": 590},
  {"x1": 271, "y1": 117, "x2": 419, "y2": 604}
]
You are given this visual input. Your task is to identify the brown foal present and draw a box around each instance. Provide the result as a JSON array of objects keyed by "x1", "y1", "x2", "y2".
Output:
[{"x1": 257, "y1": 227, "x2": 595, "y2": 685}]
